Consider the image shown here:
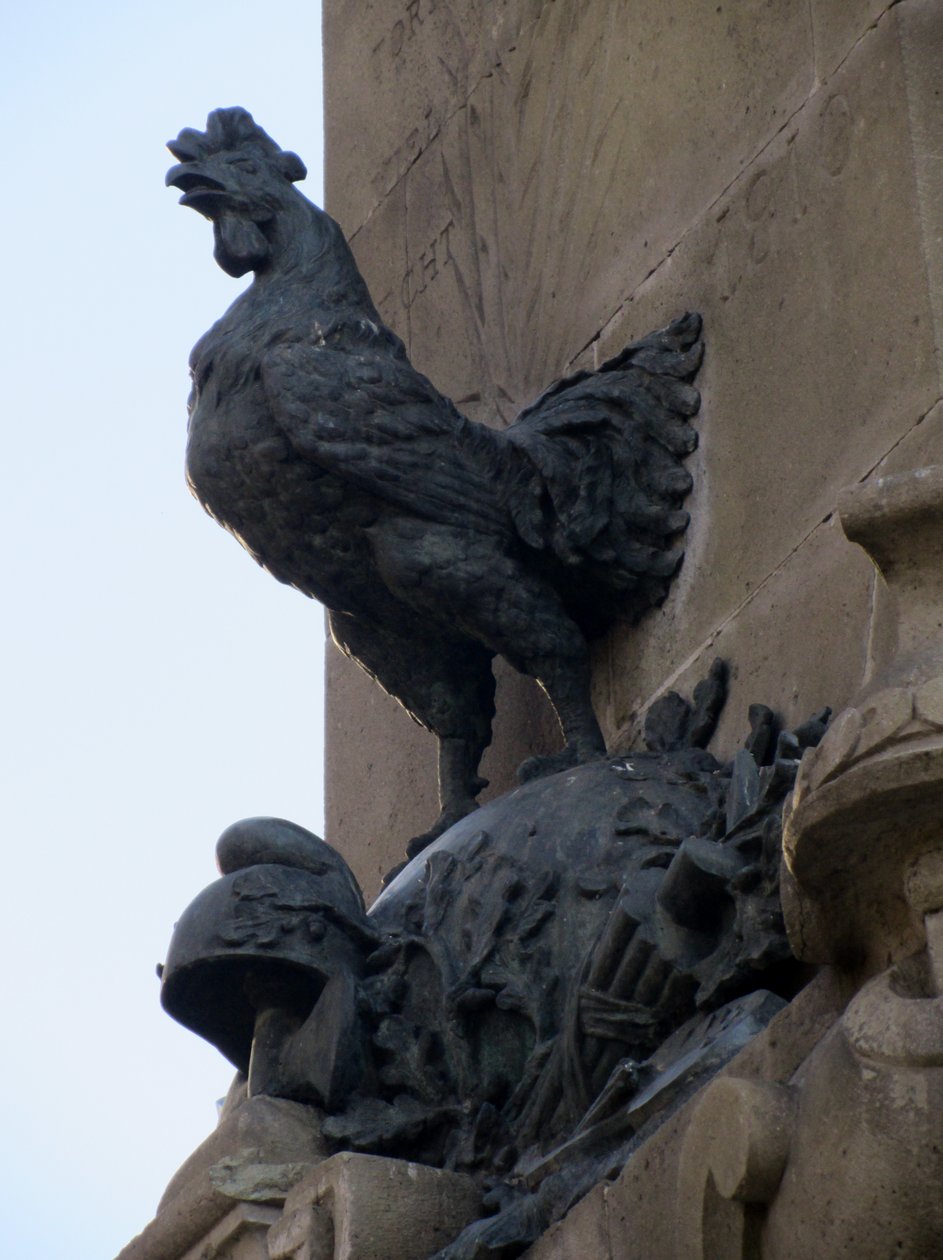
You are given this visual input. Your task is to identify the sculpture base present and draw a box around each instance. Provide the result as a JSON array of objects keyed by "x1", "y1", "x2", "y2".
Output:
[{"x1": 118, "y1": 1148, "x2": 480, "y2": 1260}]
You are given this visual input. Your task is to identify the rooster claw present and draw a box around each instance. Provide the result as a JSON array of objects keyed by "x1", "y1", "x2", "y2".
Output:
[
  {"x1": 405, "y1": 797, "x2": 480, "y2": 861},
  {"x1": 379, "y1": 814, "x2": 462, "y2": 890},
  {"x1": 380, "y1": 859, "x2": 409, "y2": 888},
  {"x1": 517, "y1": 746, "x2": 581, "y2": 783}
]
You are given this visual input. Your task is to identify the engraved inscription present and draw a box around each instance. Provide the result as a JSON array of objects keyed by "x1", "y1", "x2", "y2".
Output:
[
  {"x1": 736, "y1": 140, "x2": 807, "y2": 276},
  {"x1": 401, "y1": 218, "x2": 456, "y2": 309},
  {"x1": 820, "y1": 94, "x2": 853, "y2": 178},
  {"x1": 370, "y1": 107, "x2": 438, "y2": 201},
  {"x1": 744, "y1": 170, "x2": 773, "y2": 264},
  {"x1": 704, "y1": 137, "x2": 814, "y2": 300},
  {"x1": 373, "y1": 0, "x2": 439, "y2": 63}
]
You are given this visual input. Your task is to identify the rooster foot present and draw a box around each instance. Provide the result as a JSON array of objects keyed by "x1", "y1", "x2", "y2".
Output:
[
  {"x1": 405, "y1": 797, "x2": 481, "y2": 861},
  {"x1": 517, "y1": 745, "x2": 582, "y2": 783}
]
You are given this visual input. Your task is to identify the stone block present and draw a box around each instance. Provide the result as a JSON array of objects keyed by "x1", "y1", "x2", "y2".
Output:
[
  {"x1": 594, "y1": 10, "x2": 941, "y2": 751},
  {"x1": 878, "y1": 398, "x2": 943, "y2": 475},
  {"x1": 323, "y1": 0, "x2": 473, "y2": 234},
  {"x1": 345, "y1": 179, "x2": 409, "y2": 344},
  {"x1": 674, "y1": 1076, "x2": 797, "y2": 1260},
  {"x1": 479, "y1": 660, "x2": 561, "y2": 805},
  {"x1": 324, "y1": 641, "x2": 438, "y2": 903},
  {"x1": 678, "y1": 1076, "x2": 795, "y2": 1209},
  {"x1": 523, "y1": 1183, "x2": 609, "y2": 1260},
  {"x1": 604, "y1": 1110, "x2": 692, "y2": 1260},
  {"x1": 811, "y1": 0, "x2": 891, "y2": 80},
  {"x1": 897, "y1": 0, "x2": 943, "y2": 372},
  {"x1": 401, "y1": 0, "x2": 814, "y2": 413},
  {"x1": 761, "y1": 974, "x2": 943, "y2": 1258},
  {"x1": 702, "y1": 517, "x2": 875, "y2": 758},
  {"x1": 592, "y1": 972, "x2": 847, "y2": 1260},
  {"x1": 180, "y1": 1204, "x2": 281, "y2": 1260},
  {"x1": 324, "y1": 1, "x2": 550, "y2": 234},
  {"x1": 605, "y1": 514, "x2": 874, "y2": 763},
  {"x1": 729, "y1": 968, "x2": 849, "y2": 1083},
  {"x1": 117, "y1": 1095, "x2": 326, "y2": 1260},
  {"x1": 268, "y1": 1152, "x2": 481, "y2": 1260},
  {"x1": 399, "y1": 143, "x2": 495, "y2": 418},
  {"x1": 157, "y1": 1094, "x2": 327, "y2": 1215}
]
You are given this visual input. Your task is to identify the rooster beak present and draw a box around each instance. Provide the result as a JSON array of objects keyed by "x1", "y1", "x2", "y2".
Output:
[
  {"x1": 166, "y1": 161, "x2": 224, "y2": 192},
  {"x1": 166, "y1": 161, "x2": 230, "y2": 217},
  {"x1": 165, "y1": 161, "x2": 191, "y2": 188}
]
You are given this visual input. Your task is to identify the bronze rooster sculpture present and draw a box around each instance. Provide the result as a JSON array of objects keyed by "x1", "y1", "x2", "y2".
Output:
[{"x1": 167, "y1": 108, "x2": 703, "y2": 853}]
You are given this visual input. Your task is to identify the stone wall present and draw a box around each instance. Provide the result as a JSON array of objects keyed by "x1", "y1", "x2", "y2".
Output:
[{"x1": 322, "y1": 0, "x2": 943, "y2": 899}]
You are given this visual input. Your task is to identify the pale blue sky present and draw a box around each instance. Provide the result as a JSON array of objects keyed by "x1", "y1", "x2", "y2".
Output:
[{"x1": 1, "y1": 3, "x2": 328, "y2": 1255}]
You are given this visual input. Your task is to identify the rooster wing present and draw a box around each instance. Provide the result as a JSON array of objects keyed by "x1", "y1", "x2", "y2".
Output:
[
  {"x1": 262, "y1": 313, "x2": 702, "y2": 637},
  {"x1": 261, "y1": 328, "x2": 512, "y2": 537}
]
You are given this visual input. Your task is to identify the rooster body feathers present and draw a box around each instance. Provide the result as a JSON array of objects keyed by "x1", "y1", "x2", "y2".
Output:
[{"x1": 170, "y1": 109, "x2": 703, "y2": 854}]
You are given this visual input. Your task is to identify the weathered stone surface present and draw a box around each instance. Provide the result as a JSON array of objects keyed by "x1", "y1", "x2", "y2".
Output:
[
  {"x1": 762, "y1": 966, "x2": 943, "y2": 1259},
  {"x1": 402, "y1": 0, "x2": 813, "y2": 416},
  {"x1": 346, "y1": 179, "x2": 409, "y2": 341},
  {"x1": 598, "y1": 8, "x2": 939, "y2": 627},
  {"x1": 547, "y1": 971, "x2": 846, "y2": 1260},
  {"x1": 324, "y1": 0, "x2": 943, "y2": 905},
  {"x1": 323, "y1": 0, "x2": 550, "y2": 234},
  {"x1": 874, "y1": 400, "x2": 943, "y2": 480},
  {"x1": 898, "y1": 0, "x2": 943, "y2": 373},
  {"x1": 603, "y1": 1103, "x2": 691, "y2": 1260},
  {"x1": 181, "y1": 1204, "x2": 280, "y2": 1260},
  {"x1": 783, "y1": 465, "x2": 943, "y2": 972},
  {"x1": 209, "y1": 1161, "x2": 316, "y2": 1205},
  {"x1": 478, "y1": 659, "x2": 560, "y2": 806},
  {"x1": 323, "y1": 0, "x2": 469, "y2": 235},
  {"x1": 606, "y1": 515, "x2": 874, "y2": 762},
  {"x1": 810, "y1": 0, "x2": 891, "y2": 79},
  {"x1": 591, "y1": 9, "x2": 941, "y2": 761},
  {"x1": 400, "y1": 133, "x2": 494, "y2": 420},
  {"x1": 324, "y1": 641, "x2": 438, "y2": 900},
  {"x1": 117, "y1": 1094, "x2": 325, "y2": 1260},
  {"x1": 523, "y1": 1183, "x2": 609, "y2": 1260},
  {"x1": 269, "y1": 1153, "x2": 481, "y2": 1260}
]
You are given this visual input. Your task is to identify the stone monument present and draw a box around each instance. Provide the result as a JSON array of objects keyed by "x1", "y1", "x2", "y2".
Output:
[{"x1": 117, "y1": 4, "x2": 943, "y2": 1259}]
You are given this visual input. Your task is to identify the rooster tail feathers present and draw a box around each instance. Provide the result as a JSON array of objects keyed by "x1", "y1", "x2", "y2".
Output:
[
  {"x1": 504, "y1": 313, "x2": 703, "y2": 630},
  {"x1": 600, "y1": 309, "x2": 703, "y2": 371}
]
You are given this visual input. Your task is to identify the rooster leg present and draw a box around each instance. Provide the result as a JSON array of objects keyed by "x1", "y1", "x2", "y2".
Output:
[
  {"x1": 520, "y1": 653, "x2": 607, "y2": 782},
  {"x1": 406, "y1": 734, "x2": 491, "y2": 860},
  {"x1": 327, "y1": 608, "x2": 496, "y2": 860}
]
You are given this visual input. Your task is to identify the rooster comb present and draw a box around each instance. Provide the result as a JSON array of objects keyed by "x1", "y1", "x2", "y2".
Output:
[{"x1": 167, "y1": 107, "x2": 307, "y2": 182}]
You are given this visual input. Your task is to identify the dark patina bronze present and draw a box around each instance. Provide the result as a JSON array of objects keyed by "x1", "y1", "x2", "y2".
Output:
[{"x1": 168, "y1": 107, "x2": 703, "y2": 857}]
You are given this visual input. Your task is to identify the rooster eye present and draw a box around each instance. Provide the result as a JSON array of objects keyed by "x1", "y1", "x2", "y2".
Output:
[{"x1": 227, "y1": 157, "x2": 257, "y2": 173}]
